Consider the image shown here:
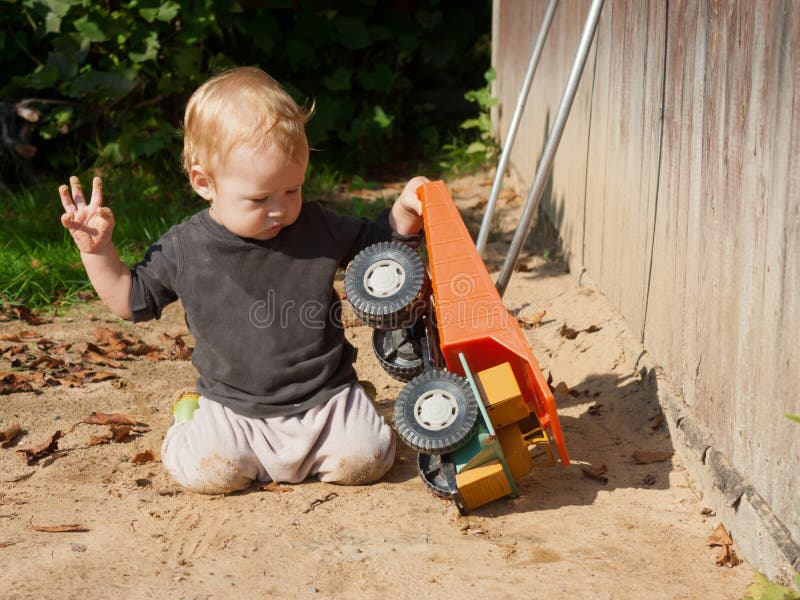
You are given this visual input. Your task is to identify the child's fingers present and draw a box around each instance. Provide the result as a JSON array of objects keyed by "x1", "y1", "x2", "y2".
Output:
[
  {"x1": 70, "y1": 176, "x2": 86, "y2": 207},
  {"x1": 60, "y1": 211, "x2": 74, "y2": 229},
  {"x1": 90, "y1": 176, "x2": 103, "y2": 208},
  {"x1": 59, "y1": 184, "x2": 75, "y2": 213}
]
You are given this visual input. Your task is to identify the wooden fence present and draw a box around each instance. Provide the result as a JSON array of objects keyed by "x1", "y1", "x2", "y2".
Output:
[{"x1": 493, "y1": 0, "x2": 799, "y2": 580}]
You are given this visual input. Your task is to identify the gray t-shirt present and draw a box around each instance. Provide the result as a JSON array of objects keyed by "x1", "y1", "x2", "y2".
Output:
[{"x1": 129, "y1": 202, "x2": 393, "y2": 418}]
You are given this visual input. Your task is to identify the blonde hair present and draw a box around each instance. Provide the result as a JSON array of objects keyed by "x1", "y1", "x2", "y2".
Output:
[{"x1": 182, "y1": 67, "x2": 313, "y2": 177}]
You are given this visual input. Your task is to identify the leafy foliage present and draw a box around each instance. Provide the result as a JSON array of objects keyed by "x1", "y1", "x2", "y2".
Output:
[
  {"x1": 1, "y1": 0, "x2": 491, "y2": 175},
  {"x1": 741, "y1": 572, "x2": 800, "y2": 600},
  {"x1": 439, "y1": 67, "x2": 499, "y2": 175}
]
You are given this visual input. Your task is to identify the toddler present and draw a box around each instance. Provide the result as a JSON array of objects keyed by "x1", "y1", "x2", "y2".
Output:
[{"x1": 59, "y1": 66, "x2": 427, "y2": 494}]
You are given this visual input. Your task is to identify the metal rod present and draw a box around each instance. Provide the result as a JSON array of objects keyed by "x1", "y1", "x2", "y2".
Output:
[
  {"x1": 496, "y1": 0, "x2": 605, "y2": 297},
  {"x1": 476, "y1": 0, "x2": 559, "y2": 255}
]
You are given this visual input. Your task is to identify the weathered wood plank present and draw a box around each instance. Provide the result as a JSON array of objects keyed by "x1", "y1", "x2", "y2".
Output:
[{"x1": 583, "y1": 0, "x2": 665, "y2": 336}]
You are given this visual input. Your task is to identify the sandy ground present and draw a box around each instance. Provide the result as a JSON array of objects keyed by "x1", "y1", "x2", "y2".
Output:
[{"x1": 0, "y1": 174, "x2": 754, "y2": 599}]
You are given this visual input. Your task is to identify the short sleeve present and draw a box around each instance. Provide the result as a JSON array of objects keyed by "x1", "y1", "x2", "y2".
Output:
[
  {"x1": 128, "y1": 229, "x2": 181, "y2": 322},
  {"x1": 317, "y1": 205, "x2": 394, "y2": 267}
]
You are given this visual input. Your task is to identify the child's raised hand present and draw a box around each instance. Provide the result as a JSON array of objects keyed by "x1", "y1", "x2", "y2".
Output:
[
  {"x1": 59, "y1": 176, "x2": 115, "y2": 254},
  {"x1": 390, "y1": 175, "x2": 429, "y2": 235}
]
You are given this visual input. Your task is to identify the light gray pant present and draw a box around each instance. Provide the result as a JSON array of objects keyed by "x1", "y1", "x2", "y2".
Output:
[{"x1": 161, "y1": 384, "x2": 396, "y2": 494}]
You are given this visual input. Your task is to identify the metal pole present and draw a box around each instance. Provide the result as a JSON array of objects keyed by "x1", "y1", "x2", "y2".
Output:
[
  {"x1": 496, "y1": 0, "x2": 605, "y2": 297},
  {"x1": 476, "y1": 0, "x2": 559, "y2": 255}
]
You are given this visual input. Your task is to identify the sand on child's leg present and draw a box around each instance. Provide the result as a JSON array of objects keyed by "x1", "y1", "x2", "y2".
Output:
[
  {"x1": 306, "y1": 384, "x2": 396, "y2": 485},
  {"x1": 161, "y1": 397, "x2": 267, "y2": 494}
]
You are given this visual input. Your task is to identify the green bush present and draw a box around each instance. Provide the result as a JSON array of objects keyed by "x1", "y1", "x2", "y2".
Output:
[{"x1": 2, "y1": 0, "x2": 491, "y2": 176}]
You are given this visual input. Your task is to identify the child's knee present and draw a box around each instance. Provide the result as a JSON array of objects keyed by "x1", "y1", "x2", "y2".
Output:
[
  {"x1": 161, "y1": 424, "x2": 255, "y2": 494},
  {"x1": 322, "y1": 426, "x2": 396, "y2": 485}
]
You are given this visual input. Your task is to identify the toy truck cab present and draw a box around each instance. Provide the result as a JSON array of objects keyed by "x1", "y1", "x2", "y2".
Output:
[{"x1": 345, "y1": 181, "x2": 569, "y2": 513}]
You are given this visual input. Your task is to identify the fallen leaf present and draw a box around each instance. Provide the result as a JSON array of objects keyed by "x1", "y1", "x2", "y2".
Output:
[
  {"x1": 83, "y1": 412, "x2": 137, "y2": 426},
  {"x1": 0, "y1": 372, "x2": 35, "y2": 395},
  {"x1": 87, "y1": 430, "x2": 114, "y2": 446},
  {"x1": 708, "y1": 523, "x2": 742, "y2": 567},
  {"x1": 514, "y1": 261, "x2": 531, "y2": 273},
  {"x1": 701, "y1": 507, "x2": 716, "y2": 517},
  {"x1": 583, "y1": 325, "x2": 602, "y2": 333},
  {"x1": 163, "y1": 333, "x2": 193, "y2": 360},
  {"x1": 559, "y1": 324, "x2": 579, "y2": 340},
  {"x1": 82, "y1": 344, "x2": 123, "y2": 368},
  {"x1": 86, "y1": 424, "x2": 129, "y2": 445},
  {"x1": 158, "y1": 487, "x2": 182, "y2": 496},
  {"x1": 708, "y1": 523, "x2": 733, "y2": 546},
  {"x1": 29, "y1": 521, "x2": 88, "y2": 533},
  {"x1": 8, "y1": 306, "x2": 49, "y2": 325},
  {"x1": 81, "y1": 370, "x2": 119, "y2": 383},
  {"x1": 554, "y1": 382, "x2": 569, "y2": 395},
  {"x1": 0, "y1": 424, "x2": 23, "y2": 448},
  {"x1": 517, "y1": 309, "x2": 546, "y2": 329},
  {"x1": 0, "y1": 331, "x2": 39, "y2": 341},
  {"x1": 647, "y1": 414, "x2": 665, "y2": 431},
  {"x1": 131, "y1": 450, "x2": 157, "y2": 464},
  {"x1": 588, "y1": 403, "x2": 604, "y2": 416},
  {"x1": 17, "y1": 431, "x2": 63, "y2": 465},
  {"x1": 258, "y1": 481, "x2": 293, "y2": 493},
  {"x1": 632, "y1": 450, "x2": 674, "y2": 464},
  {"x1": 112, "y1": 426, "x2": 132, "y2": 442},
  {"x1": 581, "y1": 464, "x2": 608, "y2": 484}
]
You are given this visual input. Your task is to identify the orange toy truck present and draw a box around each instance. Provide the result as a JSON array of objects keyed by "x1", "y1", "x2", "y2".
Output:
[{"x1": 344, "y1": 180, "x2": 569, "y2": 513}]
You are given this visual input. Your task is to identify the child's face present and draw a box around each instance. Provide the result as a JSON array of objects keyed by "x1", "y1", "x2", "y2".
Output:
[{"x1": 202, "y1": 145, "x2": 307, "y2": 241}]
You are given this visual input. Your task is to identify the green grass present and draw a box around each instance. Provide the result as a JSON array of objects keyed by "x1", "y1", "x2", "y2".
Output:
[{"x1": 0, "y1": 170, "x2": 199, "y2": 310}]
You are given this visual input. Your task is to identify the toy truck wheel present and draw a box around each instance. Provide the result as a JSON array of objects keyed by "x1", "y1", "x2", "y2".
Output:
[
  {"x1": 345, "y1": 241, "x2": 429, "y2": 329},
  {"x1": 372, "y1": 328, "x2": 425, "y2": 382},
  {"x1": 394, "y1": 370, "x2": 479, "y2": 454}
]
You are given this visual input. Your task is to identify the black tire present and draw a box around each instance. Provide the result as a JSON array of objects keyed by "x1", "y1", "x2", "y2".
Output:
[
  {"x1": 344, "y1": 241, "x2": 429, "y2": 329},
  {"x1": 417, "y1": 452, "x2": 456, "y2": 498},
  {"x1": 372, "y1": 327, "x2": 425, "y2": 382},
  {"x1": 394, "y1": 370, "x2": 479, "y2": 454}
]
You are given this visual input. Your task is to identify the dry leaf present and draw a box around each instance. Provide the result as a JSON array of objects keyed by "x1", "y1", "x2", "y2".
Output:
[
  {"x1": 87, "y1": 424, "x2": 131, "y2": 445},
  {"x1": 258, "y1": 481, "x2": 293, "y2": 493},
  {"x1": 559, "y1": 324, "x2": 579, "y2": 340},
  {"x1": 584, "y1": 325, "x2": 602, "y2": 333},
  {"x1": 554, "y1": 382, "x2": 569, "y2": 395},
  {"x1": 111, "y1": 426, "x2": 131, "y2": 442},
  {"x1": 82, "y1": 345, "x2": 123, "y2": 368},
  {"x1": 83, "y1": 412, "x2": 137, "y2": 426},
  {"x1": 708, "y1": 523, "x2": 733, "y2": 546},
  {"x1": 647, "y1": 414, "x2": 665, "y2": 431},
  {"x1": 29, "y1": 521, "x2": 88, "y2": 533},
  {"x1": 164, "y1": 334, "x2": 193, "y2": 360},
  {"x1": 0, "y1": 331, "x2": 39, "y2": 341},
  {"x1": 0, "y1": 424, "x2": 23, "y2": 448},
  {"x1": 17, "y1": 431, "x2": 63, "y2": 465},
  {"x1": 581, "y1": 464, "x2": 608, "y2": 484},
  {"x1": 0, "y1": 372, "x2": 35, "y2": 395},
  {"x1": 514, "y1": 261, "x2": 531, "y2": 273},
  {"x1": 8, "y1": 306, "x2": 49, "y2": 325},
  {"x1": 87, "y1": 430, "x2": 114, "y2": 446},
  {"x1": 588, "y1": 403, "x2": 604, "y2": 416},
  {"x1": 632, "y1": 450, "x2": 674, "y2": 464},
  {"x1": 708, "y1": 523, "x2": 742, "y2": 567},
  {"x1": 131, "y1": 450, "x2": 157, "y2": 464},
  {"x1": 517, "y1": 309, "x2": 546, "y2": 329}
]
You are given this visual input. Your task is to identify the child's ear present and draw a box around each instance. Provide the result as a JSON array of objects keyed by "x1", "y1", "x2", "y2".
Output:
[{"x1": 189, "y1": 165, "x2": 215, "y2": 201}]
